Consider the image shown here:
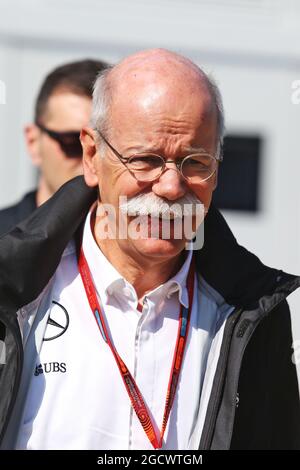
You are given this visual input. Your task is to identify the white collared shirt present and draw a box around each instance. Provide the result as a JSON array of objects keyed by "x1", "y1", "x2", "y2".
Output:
[{"x1": 18, "y1": 208, "x2": 228, "y2": 450}]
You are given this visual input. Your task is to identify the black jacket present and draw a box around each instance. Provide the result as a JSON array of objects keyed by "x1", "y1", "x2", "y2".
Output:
[
  {"x1": 0, "y1": 191, "x2": 37, "y2": 237},
  {"x1": 0, "y1": 176, "x2": 299, "y2": 449}
]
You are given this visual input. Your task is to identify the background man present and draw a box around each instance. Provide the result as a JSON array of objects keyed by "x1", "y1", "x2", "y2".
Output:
[
  {"x1": 0, "y1": 49, "x2": 299, "y2": 450},
  {"x1": 0, "y1": 58, "x2": 109, "y2": 235}
]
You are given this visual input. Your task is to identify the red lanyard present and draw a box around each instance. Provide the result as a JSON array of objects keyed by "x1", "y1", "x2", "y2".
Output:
[{"x1": 78, "y1": 247, "x2": 195, "y2": 449}]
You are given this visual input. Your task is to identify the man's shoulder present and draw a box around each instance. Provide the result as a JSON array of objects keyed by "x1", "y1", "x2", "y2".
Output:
[{"x1": 0, "y1": 191, "x2": 37, "y2": 236}]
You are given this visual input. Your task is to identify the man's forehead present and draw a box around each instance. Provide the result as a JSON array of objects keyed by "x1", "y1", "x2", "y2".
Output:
[
  {"x1": 108, "y1": 52, "x2": 212, "y2": 118},
  {"x1": 109, "y1": 75, "x2": 215, "y2": 130},
  {"x1": 43, "y1": 91, "x2": 92, "y2": 128}
]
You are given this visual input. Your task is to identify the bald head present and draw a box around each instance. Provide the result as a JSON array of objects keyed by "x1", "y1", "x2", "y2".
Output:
[
  {"x1": 110, "y1": 48, "x2": 204, "y2": 86},
  {"x1": 91, "y1": 48, "x2": 224, "y2": 158}
]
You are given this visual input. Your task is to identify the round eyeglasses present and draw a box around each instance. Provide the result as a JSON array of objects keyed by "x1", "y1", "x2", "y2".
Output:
[{"x1": 96, "y1": 130, "x2": 220, "y2": 183}]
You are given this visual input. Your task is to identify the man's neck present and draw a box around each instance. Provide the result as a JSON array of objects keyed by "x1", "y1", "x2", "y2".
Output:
[
  {"x1": 36, "y1": 177, "x2": 54, "y2": 206},
  {"x1": 92, "y1": 217, "x2": 185, "y2": 305}
]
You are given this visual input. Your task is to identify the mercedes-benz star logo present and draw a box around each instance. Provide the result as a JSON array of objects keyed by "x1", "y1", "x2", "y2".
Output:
[{"x1": 44, "y1": 301, "x2": 70, "y2": 341}]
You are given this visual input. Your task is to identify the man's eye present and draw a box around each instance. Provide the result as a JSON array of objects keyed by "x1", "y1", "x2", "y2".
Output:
[
  {"x1": 186, "y1": 159, "x2": 210, "y2": 169},
  {"x1": 129, "y1": 156, "x2": 162, "y2": 169},
  {"x1": 189, "y1": 159, "x2": 206, "y2": 165}
]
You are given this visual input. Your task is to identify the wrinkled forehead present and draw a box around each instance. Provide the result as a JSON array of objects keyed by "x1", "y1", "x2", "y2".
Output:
[
  {"x1": 109, "y1": 86, "x2": 217, "y2": 151},
  {"x1": 109, "y1": 65, "x2": 215, "y2": 127}
]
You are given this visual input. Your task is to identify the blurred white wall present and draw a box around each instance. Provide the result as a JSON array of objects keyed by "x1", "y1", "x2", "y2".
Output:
[{"x1": 0, "y1": 0, "x2": 299, "y2": 371}]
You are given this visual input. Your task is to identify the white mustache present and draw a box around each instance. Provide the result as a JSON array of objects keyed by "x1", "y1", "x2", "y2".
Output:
[{"x1": 119, "y1": 192, "x2": 204, "y2": 219}]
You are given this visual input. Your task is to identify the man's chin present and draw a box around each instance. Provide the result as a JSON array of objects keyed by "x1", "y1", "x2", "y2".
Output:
[
  {"x1": 129, "y1": 236, "x2": 187, "y2": 258},
  {"x1": 123, "y1": 214, "x2": 195, "y2": 257}
]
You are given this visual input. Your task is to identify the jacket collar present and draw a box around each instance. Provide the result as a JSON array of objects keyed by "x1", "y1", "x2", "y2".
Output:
[
  {"x1": 196, "y1": 204, "x2": 299, "y2": 309},
  {"x1": 0, "y1": 176, "x2": 299, "y2": 312}
]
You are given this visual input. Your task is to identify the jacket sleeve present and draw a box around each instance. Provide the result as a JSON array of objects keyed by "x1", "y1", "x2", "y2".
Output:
[{"x1": 231, "y1": 299, "x2": 300, "y2": 450}]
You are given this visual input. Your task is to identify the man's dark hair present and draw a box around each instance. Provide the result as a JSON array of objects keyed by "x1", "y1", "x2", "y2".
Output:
[{"x1": 34, "y1": 58, "x2": 109, "y2": 123}]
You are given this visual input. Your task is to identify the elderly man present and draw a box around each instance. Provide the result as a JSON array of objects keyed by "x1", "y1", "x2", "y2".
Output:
[{"x1": 0, "y1": 49, "x2": 299, "y2": 450}]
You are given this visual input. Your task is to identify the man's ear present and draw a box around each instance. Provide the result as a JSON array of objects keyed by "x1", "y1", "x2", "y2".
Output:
[
  {"x1": 24, "y1": 124, "x2": 42, "y2": 166},
  {"x1": 80, "y1": 127, "x2": 100, "y2": 188}
]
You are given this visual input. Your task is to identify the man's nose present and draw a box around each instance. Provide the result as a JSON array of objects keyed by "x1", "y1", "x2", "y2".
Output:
[{"x1": 151, "y1": 162, "x2": 187, "y2": 200}]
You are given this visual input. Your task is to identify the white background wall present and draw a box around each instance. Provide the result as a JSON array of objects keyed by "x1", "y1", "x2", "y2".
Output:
[{"x1": 0, "y1": 0, "x2": 299, "y2": 370}]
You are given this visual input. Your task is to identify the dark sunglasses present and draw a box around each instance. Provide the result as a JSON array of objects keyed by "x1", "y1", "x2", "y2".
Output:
[{"x1": 36, "y1": 123, "x2": 82, "y2": 158}]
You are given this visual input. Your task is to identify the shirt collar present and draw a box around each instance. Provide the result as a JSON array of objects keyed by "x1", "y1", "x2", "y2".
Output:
[
  {"x1": 158, "y1": 248, "x2": 193, "y2": 308},
  {"x1": 82, "y1": 206, "x2": 125, "y2": 302},
  {"x1": 82, "y1": 205, "x2": 193, "y2": 308}
]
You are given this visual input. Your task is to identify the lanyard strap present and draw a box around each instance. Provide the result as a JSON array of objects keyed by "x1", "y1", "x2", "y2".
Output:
[{"x1": 78, "y1": 247, "x2": 195, "y2": 449}]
